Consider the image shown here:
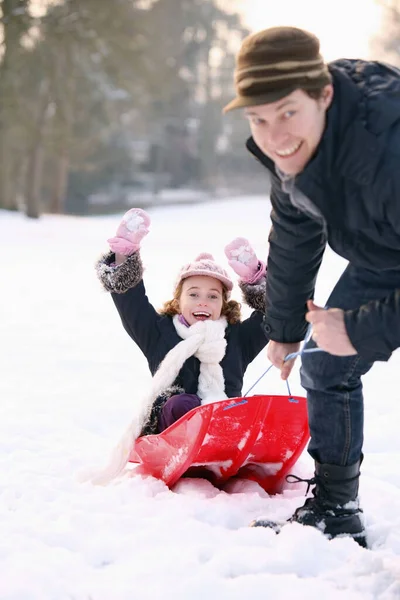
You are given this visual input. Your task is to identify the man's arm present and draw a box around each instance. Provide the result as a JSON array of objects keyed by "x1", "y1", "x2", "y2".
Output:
[
  {"x1": 344, "y1": 291, "x2": 400, "y2": 362},
  {"x1": 343, "y1": 169, "x2": 400, "y2": 362},
  {"x1": 264, "y1": 181, "x2": 327, "y2": 343}
]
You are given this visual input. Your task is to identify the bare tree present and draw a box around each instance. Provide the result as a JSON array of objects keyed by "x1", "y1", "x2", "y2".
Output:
[
  {"x1": 0, "y1": 0, "x2": 31, "y2": 211},
  {"x1": 1, "y1": 0, "x2": 250, "y2": 216}
]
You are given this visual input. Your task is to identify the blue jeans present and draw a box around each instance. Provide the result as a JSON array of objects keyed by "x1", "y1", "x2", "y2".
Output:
[{"x1": 301, "y1": 264, "x2": 400, "y2": 466}]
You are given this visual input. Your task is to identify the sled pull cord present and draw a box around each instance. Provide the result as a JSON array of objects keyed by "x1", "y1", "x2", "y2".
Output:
[
  {"x1": 243, "y1": 363, "x2": 275, "y2": 397},
  {"x1": 283, "y1": 324, "x2": 323, "y2": 362},
  {"x1": 244, "y1": 326, "x2": 323, "y2": 397}
]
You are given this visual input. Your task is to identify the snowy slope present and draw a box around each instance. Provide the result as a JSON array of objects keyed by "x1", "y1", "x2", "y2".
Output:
[{"x1": 1, "y1": 197, "x2": 400, "y2": 600}]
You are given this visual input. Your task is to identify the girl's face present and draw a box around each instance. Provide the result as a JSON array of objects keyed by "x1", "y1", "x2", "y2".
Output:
[{"x1": 179, "y1": 275, "x2": 224, "y2": 325}]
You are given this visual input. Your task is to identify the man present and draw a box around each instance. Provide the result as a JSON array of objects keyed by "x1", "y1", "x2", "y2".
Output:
[{"x1": 224, "y1": 26, "x2": 400, "y2": 547}]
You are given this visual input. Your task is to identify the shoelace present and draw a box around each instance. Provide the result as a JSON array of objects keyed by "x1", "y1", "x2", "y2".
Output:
[{"x1": 285, "y1": 473, "x2": 317, "y2": 496}]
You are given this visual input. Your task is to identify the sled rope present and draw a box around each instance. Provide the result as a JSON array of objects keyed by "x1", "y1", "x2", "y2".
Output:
[
  {"x1": 244, "y1": 364, "x2": 275, "y2": 396},
  {"x1": 283, "y1": 324, "x2": 322, "y2": 361},
  {"x1": 244, "y1": 326, "x2": 323, "y2": 397}
]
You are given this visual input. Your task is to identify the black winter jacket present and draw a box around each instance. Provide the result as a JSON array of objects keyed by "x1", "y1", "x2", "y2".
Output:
[
  {"x1": 96, "y1": 251, "x2": 268, "y2": 433},
  {"x1": 247, "y1": 59, "x2": 400, "y2": 363}
]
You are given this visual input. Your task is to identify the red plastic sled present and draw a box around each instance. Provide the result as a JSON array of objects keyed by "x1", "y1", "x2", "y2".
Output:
[{"x1": 129, "y1": 394, "x2": 309, "y2": 494}]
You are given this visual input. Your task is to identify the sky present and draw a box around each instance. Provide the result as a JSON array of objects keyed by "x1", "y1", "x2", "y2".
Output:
[
  {"x1": 30, "y1": 0, "x2": 385, "y2": 63},
  {"x1": 242, "y1": 0, "x2": 383, "y2": 61},
  {"x1": 1, "y1": 197, "x2": 400, "y2": 599}
]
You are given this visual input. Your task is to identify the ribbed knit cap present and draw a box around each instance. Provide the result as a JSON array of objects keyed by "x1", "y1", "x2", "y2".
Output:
[
  {"x1": 174, "y1": 253, "x2": 233, "y2": 297},
  {"x1": 223, "y1": 26, "x2": 332, "y2": 113}
]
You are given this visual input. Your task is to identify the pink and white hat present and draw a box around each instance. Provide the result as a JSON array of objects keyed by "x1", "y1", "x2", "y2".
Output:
[{"x1": 175, "y1": 253, "x2": 233, "y2": 295}]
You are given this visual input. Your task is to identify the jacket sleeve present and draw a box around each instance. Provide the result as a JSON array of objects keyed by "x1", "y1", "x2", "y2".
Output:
[
  {"x1": 344, "y1": 290, "x2": 400, "y2": 362},
  {"x1": 237, "y1": 311, "x2": 268, "y2": 365},
  {"x1": 235, "y1": 275, "x2": 269, "y2": 364},
  {"x1": 344, "y1": 170, "x2": 400, "y2": 362},
  {"x1": 95, "y1": 251, "x2": 162, "y2": 360},
  {"x1": 238, "y1": 274, "x2": 266, "y2": 313},
  {"x1": 264, "y1": 180, "x2": 326, "y2": 342}
]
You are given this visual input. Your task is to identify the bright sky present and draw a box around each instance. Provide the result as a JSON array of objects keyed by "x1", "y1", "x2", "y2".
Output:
[
  {"x1": 242, "y1": 0, "x2": 383, "y2": 61},
  {"x1": 31, "y1": 0, "x2": 383, "y2": 63}
]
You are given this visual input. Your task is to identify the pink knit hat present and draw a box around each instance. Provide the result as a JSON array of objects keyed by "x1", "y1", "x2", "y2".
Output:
[{"x1": 175, "y1": 253, "x2": 233, "y2": 296}]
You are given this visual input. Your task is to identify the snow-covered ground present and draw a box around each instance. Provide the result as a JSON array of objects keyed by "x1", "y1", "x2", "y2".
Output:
[{"x1": 1, "y1": 197, "x2": 400, "y2": 600}]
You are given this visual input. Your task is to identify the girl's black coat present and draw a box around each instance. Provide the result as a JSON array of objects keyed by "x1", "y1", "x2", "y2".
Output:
[{"x1": 112, "y1": 279, "x2": 267, "y2": 398}]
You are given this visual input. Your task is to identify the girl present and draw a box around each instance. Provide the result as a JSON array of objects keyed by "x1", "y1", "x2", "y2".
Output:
[{"x1": 93, "y1": 208, "x2": 269, "y2": 483}]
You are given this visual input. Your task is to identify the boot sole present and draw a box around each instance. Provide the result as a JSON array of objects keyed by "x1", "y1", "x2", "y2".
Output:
[{"x1": 250, "y1": 519, "x2": 368, "y2": 548}]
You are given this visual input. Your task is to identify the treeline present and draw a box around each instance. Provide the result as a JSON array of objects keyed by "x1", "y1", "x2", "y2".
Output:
[{"x1": 0, "y1": 0, "x2": 257, "y2": 217}]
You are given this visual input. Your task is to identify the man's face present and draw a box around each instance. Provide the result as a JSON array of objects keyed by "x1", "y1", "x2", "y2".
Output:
[{"x1": 244, "y1": 86, "x2": 333, "y2": 176}]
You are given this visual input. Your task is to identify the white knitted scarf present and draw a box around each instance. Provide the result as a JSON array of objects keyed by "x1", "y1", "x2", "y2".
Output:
[{"x1": 88, "y1": 316, "x2": 228, "y2": 485}]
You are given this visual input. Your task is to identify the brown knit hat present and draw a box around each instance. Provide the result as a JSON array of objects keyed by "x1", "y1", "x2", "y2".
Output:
[{"x1": 223, "y1": 26, "x2": 332, "y2": 113}]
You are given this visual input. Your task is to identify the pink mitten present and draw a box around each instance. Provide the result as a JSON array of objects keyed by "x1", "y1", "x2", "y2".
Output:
[
  {"x1": 107, "y1": 208, "x2": 151, "y2": 255},
  {"x1": 224, "y1": 237, "x2": 266, "y2": 284}
]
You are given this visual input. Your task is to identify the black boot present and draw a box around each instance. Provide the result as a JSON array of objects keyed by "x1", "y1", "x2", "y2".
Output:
[{"x1": 251, "y1": 460, "x2": 367, "y2": 548}]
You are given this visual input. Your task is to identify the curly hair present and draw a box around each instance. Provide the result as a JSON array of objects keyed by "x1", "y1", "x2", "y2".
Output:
[{"x1": 159, "y1": 280, "x2": 242, "y2": 325}]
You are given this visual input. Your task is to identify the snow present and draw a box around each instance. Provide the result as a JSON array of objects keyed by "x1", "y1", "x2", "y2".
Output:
[
  {"x1": 228, "y1": 241, "x2": 253, "y2": 264},
  {"x1": 123, "y1": 210, "x2": 146, "y2": 232},
  {"x1": 1, "y1": 196, "x2": 400, "y2": 599}
]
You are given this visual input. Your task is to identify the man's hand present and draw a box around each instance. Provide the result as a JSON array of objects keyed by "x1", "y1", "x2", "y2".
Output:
[
  {"x1": 305, "y1": 300, "x2": 357, "y2": 356},
  {"x1": 267, "y1": 340, "x2": 301, "y2": 380}
]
